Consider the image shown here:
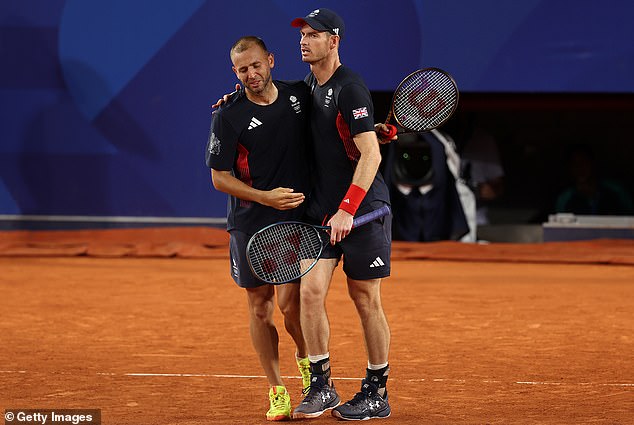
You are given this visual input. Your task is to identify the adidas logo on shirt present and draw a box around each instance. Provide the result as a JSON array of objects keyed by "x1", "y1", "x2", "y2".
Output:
[
  {"x1": 370, "y1": 256, "x2": 385, "y2": 268},
  {"x1": 248, "y1": 117, "x2": 262, "y2": 130}
]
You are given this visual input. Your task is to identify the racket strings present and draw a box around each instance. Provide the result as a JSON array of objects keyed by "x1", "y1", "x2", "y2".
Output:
[
  {"x1": 248, "y1": 223, "x2": 323, "y2": 283},
  {"x1": 393, "y1": 70, "x2": 458, "y2": 131}
]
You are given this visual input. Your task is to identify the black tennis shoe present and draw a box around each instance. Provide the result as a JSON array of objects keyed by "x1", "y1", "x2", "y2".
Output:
[
  {"x1": 292, "y1": 374, "x2": 340, "y2": 419},
  {"x1": 332, "y1": 379, "x2": 391, "y2": 420}
]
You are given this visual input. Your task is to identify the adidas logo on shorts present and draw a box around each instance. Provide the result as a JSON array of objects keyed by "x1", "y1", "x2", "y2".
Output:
[{"x1": 369, "y1": 256, "x2": 385, "y2": 268}]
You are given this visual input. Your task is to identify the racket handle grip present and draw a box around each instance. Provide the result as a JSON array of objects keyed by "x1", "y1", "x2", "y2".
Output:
[
  {"x1": 352, "y1": 205, "x2": 391, "y2": 228},
  {"x1": 379, "y1": 124, "x2": 398, "y2": 139}
]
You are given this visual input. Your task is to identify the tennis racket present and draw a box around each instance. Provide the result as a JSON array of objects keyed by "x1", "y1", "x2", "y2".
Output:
[
  {"x1": 380, "y1": 68, "x2": 459, "y2": 138},
  {"x1": 246, "y1": 205, "x2": 391, "y2": 284}
]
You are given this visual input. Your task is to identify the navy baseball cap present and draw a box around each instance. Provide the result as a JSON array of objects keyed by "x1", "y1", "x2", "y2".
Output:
[{"x1": 291, "y1": 8, "x2": 345, "y2": 38}]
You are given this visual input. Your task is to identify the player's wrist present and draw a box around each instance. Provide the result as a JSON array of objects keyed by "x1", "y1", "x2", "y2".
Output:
[
  {"x1": 338, "y1": 184, "x2": 366, "y2": 216},
  {"x1": 336, "y1": 208, "x2": 354, "y2": 218}
]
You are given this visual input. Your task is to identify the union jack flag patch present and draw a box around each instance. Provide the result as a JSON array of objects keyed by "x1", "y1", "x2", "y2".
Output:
[{"x1": 352, "y1": 107, "x2": 369, "y2": 120}]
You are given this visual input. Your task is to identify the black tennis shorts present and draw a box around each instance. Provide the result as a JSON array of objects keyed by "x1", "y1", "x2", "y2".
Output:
[
  {"x1": 320, "y1": 210, "x2": 392, "y2": 280},
  {"x1": 228, "y1": 229, "x2": 300, "y2": 288}
]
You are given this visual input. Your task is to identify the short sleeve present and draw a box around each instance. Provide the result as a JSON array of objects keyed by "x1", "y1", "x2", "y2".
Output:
[
  {"x1": 337, "y1": 83, "x2": 375, "y2": 136},
  {"x1": 205, "y1": 109, "x2": 238, "y2": 170}
]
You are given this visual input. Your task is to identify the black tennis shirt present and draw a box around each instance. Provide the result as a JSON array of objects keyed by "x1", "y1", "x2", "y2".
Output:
[
  {"x1": 304, "y1": 65, "x2": 390, "y2": 223},
  {"x1": 206, "y1": 80, "x2": 312, "y2": 234}
]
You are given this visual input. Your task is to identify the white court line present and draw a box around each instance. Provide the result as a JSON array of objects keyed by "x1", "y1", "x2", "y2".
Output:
[
  {"x1": 131, "y1": 354, "x2": 206, "y2": 358},
  {"x1": 2, "y1": 370, "x2": 633, "y2": 387},
  {"x1": 516, "y1": 381, "x2": 634, "y2": 387},
  {"x1": 97, "y1": 372, "x2": 360, "y2": 381}
]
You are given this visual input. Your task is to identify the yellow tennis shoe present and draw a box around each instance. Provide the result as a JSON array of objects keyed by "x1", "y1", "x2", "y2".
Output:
[
  {"x1": 297, "y1": 357, "x2": 311, "y2": 392},
  {"x1": 266, "y1": 386, "x2": 291, "y2": 421}
]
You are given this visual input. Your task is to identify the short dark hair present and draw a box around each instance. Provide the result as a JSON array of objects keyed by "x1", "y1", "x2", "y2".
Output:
[{"x1": 230, "y1": 36, "x2": 269, "y2": 58}]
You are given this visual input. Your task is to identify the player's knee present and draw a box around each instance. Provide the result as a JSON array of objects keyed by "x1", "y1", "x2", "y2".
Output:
[
  {"x1": 353, "y1": 297, "x2": 377, "y2": 319},
  {"x1": 249, "y1": 300, "x2": 275, "y2": 322},
  {"x1": 300, "y1": 284, "x2": 327, "y2": 307},
  {"x1": 348, "y1": 285, "x2": 382, "y2": 315},
  {"x1": 278, "y1": 297, "x2": 300, "y2": 319}
]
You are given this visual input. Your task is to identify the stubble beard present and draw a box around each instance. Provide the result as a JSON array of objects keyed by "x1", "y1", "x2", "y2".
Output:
[{"x1": 246, "y1": 73, "x2": 272, "y2": 97}]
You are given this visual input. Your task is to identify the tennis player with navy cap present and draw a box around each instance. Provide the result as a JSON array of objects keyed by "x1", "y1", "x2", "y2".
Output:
[
  {"x1": 290, "y1": 8, "x2": 345, "y2": 38},
  {"x1": 289, "y1": 8, "x2": 393, "y2": 421}
]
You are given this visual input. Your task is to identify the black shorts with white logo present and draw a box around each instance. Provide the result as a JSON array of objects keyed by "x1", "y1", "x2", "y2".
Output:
[
  {"x1": 320, "y1": 206, "x2": 392, "y2": 280},
  {"x1": 229, "y1": 229, "x2": 300, "y2": 288}
]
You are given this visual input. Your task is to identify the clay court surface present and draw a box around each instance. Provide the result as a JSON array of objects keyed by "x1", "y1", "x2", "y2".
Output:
[{"x1": 1, "y1": 228, "x2": 633, "y2": 424}]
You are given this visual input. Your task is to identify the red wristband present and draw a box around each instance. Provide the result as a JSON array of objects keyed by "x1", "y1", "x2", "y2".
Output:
[{"x1": 338, "y1": 184, "x2": 367, "y2": 216}]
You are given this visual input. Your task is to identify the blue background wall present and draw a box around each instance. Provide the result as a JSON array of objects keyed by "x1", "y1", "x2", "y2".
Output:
[{"x1": 1, "y1": 0, "x2": 633, "y2": 220}]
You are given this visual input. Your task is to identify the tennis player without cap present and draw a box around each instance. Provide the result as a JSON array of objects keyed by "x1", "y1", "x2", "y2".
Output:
[
  {"x1": 289, "y1": 8, "x2": 394, "y2": 421},
  {"x1": 205, "y1": 36, "x2": 313, "y2": 421}
]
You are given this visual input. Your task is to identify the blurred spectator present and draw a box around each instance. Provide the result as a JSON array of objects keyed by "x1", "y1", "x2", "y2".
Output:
[
  {"x1": 555, "y1": 144, "x2": 634, "y2": 215},
  {"x1": 460, "y1": 125, "x2": 505, "y2": 225},
  {"x1": 383, "y1": 129, "x2": 472, "y2": 242}
]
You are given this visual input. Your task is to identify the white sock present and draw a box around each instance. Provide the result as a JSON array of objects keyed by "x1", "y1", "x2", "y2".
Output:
[
  {"x1": 308, "y1": 352, "x2": 330, "y2": 363},
  {"x1": 368, "y1": 361, "x2": 389, "y2": 370}
]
